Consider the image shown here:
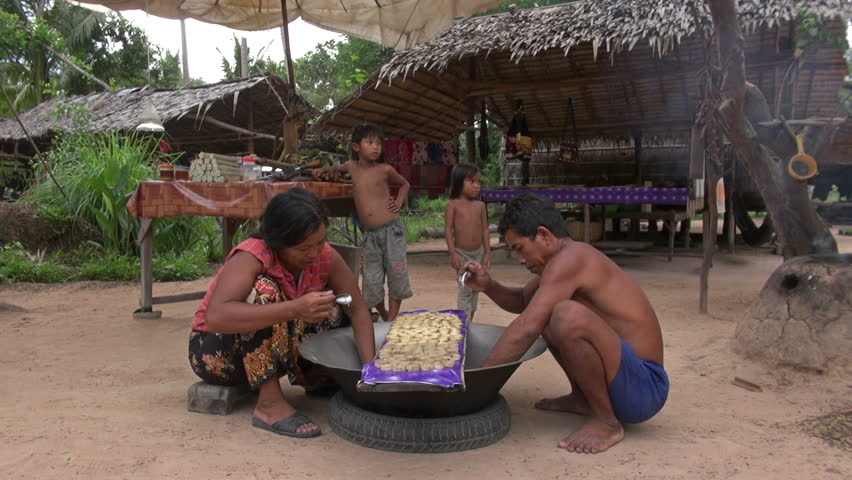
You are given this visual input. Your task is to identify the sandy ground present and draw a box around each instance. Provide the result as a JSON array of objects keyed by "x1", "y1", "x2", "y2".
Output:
[{"x1": 1, "y1": 231, "x2": 850, "y2": 480}]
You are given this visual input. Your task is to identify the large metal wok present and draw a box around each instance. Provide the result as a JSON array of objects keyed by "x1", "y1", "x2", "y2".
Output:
[{"x1": 299, "y1": 322, "x2": 547, "y2": 418}]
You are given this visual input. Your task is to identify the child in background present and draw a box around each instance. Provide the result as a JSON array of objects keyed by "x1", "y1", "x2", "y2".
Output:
[
  {"x1": 445, "y1": 164, "x2": 491, "y2": 321},
  {"x1": 312, "y1": 124, "x2": 412, "y2": 322}
]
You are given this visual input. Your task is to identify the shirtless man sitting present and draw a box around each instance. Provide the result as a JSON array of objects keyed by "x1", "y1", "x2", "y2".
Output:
[{"x1": 461, "y1": 193, "x2": 669, "y2": 453}]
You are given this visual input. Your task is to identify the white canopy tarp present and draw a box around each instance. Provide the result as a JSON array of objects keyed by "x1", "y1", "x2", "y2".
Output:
[{"x1": 78, "y1": 0, "x2": 501, "y2": 49}]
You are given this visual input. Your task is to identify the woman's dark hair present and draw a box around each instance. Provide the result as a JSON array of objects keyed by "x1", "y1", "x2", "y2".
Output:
[
  {"x1": 253, "y1": 188, "x2": 330, "y2": 250},
  {"x1": 350, "y1": 123, "x2": 384, "y2": 160},
  {"x1": 498, "y1": 193, "x2": 569, "y2": 239},
  {"x1": 449, "y1": 163, "x2": 481, "y2": 199}
]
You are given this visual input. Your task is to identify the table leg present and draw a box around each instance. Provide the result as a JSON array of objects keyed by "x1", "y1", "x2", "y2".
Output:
[
  {"x1": 223, "y1": 218, "x2": 244, "y2": 255},
  {"x1": 667, "y1": 218, "x2": 675, "y2": 262},
  {"x1": 134, "y1": 218, "x2": 162, "y2": 319}
]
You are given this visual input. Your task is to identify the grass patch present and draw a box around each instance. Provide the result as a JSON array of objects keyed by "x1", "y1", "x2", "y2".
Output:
[
  {"x1": 402, "y1": 195, "x2": 448, "y2": 243},
  {"x1": 402, "y1": 212, "x2": 444, "y2": 243},
  {"x1": 0, "y1": 243, "x2": 212, "y2": 284}
]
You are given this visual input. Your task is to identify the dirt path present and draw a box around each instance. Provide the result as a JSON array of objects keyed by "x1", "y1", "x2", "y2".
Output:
[{"x1": 1, "y1": 232, "x2": 850, "y2": 479}]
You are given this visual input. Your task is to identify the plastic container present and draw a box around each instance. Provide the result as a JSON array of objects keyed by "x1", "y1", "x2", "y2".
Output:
[
  {"x1": 241, "y1": 157, "x2": 261, "y2": 181},
  {"x1": 174, "y1": 165, "x2": 189, "y2": 181},
  {"x1": 159, "y1": 164, "x2": 174, "y2": 181}
]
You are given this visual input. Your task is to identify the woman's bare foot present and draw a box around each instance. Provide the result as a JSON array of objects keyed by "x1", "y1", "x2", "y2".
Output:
[
  {"x1": 558, "y1": 417, "x2": 624, "y2": 453},
  {"x1": 254, "y1": 382, "x2": 319, "y2": 435},
  {"x1": 534, "y1": 394, "x2": 591, "y2": 416}
]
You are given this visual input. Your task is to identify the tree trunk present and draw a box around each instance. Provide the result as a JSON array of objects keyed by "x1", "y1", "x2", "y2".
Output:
[{"x1": 706, "y1": 0, "x2": 837, "y2": 258}]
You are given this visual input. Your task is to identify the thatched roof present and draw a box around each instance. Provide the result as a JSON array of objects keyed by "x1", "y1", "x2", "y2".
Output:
[
  {"x1": 313, "y1": 0, "x2": 851, "y2": 142},
  {"x1": 0, "y1": 75, "x2": 314, "y2": 157}
]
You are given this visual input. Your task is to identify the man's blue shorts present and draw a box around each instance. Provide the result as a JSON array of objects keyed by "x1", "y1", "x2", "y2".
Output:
[{"x1": 608, "y1": 339, "x2": 669, "y2": 424}]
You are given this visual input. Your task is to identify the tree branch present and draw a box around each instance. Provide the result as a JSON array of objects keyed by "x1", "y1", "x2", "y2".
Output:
[{"x1": 43, "y1": 44, "x2": 112, "y2": 91}]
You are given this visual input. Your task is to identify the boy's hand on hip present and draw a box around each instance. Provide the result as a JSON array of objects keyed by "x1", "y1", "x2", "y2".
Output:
[
  {"x1": 461, "y1": 261, "x2": 491, "y2": 292},
  {"x1": 387, "y1": 198, "x2": 401, "y2": 214},
  {"x1": 484, "y1": 253, "x2": 492, "y2": 270},
  {"x1": 294, "y1": 291, "x2": 336, "y2": 323}
]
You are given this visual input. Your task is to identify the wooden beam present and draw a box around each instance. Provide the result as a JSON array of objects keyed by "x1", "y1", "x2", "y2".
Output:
[
  {"x1": 402, "y1": 73, "x2": 467, "y2": 110},
  {"x1": 757, "y1": 117, "x2": 845, "y2": 127},
  {"x1": 377, "y1": 82, "x2": 468, "y2": 125},
  {"x1": 354, "y1": 94, "x2": 463, "y2": 128},
  {"x1": 335, "y1": 103, "x2": 455, "y2": 140},
  {"x1": 193, "y1": 114, "x2": 277, "y2": 140},
  {"x1": 517, "y1": 62, "x2": 554, "y2": 128},
  {"x1": 463, "y1": 56, "x2": 798, "y2": 97},
  {"x1": 482, "y1": 58, "x2": 519, "y2": 131}
]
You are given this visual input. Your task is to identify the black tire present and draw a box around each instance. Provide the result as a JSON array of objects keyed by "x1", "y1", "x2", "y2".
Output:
[
  {"x1": 328, "y1": 392, "x2": 511, "y2": 453},
  {"x1": 732, "y1": 194, "x2": 774, "y2": 247}
]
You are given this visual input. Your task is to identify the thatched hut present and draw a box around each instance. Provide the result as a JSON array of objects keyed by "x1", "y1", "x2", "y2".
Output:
[
  {"x1": 0, "y1": 75, "x2": 314, "y2": 161},
  {"x1": 312, "y1": 0, "x2": 850, "y2": 190}
]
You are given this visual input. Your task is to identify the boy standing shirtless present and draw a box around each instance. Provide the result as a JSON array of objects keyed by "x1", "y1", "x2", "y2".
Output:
[{"x1": 313, "y1": 124, "x2": 412, "y2": 321}]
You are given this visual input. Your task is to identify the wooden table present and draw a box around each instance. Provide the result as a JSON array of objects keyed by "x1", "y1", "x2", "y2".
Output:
[{"x1": 126, "y1": 180, "x2": 355, "y2": 318}]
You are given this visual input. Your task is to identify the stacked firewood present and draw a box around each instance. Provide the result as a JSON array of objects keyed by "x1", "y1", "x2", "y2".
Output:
[{"x1": 189, "y1": 153, "x2": 243, "y2": 182}]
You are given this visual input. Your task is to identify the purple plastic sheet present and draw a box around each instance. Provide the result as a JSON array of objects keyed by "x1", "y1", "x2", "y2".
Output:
[{"x1": 358, "y1": 309, "x2": 468, "y2": 392}]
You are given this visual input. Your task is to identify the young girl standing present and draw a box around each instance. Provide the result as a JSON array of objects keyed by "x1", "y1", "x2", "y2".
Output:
[{"x1": 444, "y1": 164, "x2": 491, "y2": 321}]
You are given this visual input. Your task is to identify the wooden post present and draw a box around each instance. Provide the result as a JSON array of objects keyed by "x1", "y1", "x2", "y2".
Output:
[
  {"x1": 633, "y1": 131, "x2": 642, "y2": 184},
  {"x1": 466, "y1": 61, "x2": 477, "y2": 164},
  {"x1": 239, "y1": 38, "x2": 255, "y2": 154},
  {"x1": 466, "y1": 104, "x2": 476, "y2": 164},
  {"x1": 583, "y1": 203, "x2": 591, "y2": 243},
  {"x1": 725, "y1": 160, "x2": 735, "y2": 253},
  {"x1": 222, "y1": 218, "x2": 244, "y2": 257},
  {"x1": 279, "y1": 0, "x2": 296, "y2": 89},
  {"x1": 138, "y1": 219, "x2": 155, "y2": 312},
  {"x1": 699, "y1": 130, "x2": 722, "y2": 314},
  {"x1": 180, "y1": 19, "x2": 190, "y2": 87}
]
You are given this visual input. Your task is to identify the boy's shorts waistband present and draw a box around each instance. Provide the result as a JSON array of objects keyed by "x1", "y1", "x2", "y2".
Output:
[{"x1": 365, "y1": 217, "x2": 402, "y2": 232}]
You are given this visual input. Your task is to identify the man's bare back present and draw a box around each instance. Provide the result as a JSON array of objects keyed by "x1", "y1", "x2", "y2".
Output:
[
  {"x1": 447, "y1": 199, "x2": 487, "y2": 251},
  {"x1": 344, "y1": 160, "x2": 398, "y2": 230}
]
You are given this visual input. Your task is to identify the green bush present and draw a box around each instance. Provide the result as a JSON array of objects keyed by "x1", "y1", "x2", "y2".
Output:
[
  {"x1": 21, "y1": 128, "x2": 216, "y2": 259},
  {"x1": 153, "y1": 249, "x2": 212, "y2": 282},
  {"x1": 23, "y1": 130, "x2": 162, "y2": 255}
]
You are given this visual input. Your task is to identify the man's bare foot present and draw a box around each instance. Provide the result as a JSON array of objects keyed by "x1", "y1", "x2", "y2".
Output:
[
  {"x1": 534, "y1": 394, "x2": 591, "y2": 416},
  {"x1": 558, "y1": 418, "x2": 624, "y2": 454},
  {"x1": 253, "y1": 398, "x2": 319, "y2": 435}
]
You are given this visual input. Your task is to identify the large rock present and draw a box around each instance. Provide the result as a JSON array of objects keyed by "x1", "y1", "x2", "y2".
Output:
[{"x1": 734, "y1": 254, "x2": 851, "y2": 374}]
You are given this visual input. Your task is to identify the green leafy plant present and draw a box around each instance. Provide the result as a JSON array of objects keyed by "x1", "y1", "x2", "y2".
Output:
[{"x1": 22, "y1": 129, "x2": 164, "y2": 255}]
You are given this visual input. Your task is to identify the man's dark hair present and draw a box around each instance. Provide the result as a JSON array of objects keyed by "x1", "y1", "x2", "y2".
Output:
[
  {"x1": 254, "y1": 188, "x2": 330, "y2": 250},
  {"x1": 498, "y1": 193, "x2": 569, "y2": 239},
  {"x1": 449, "y1": 163, "x2": 481, "y2": 199}
]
